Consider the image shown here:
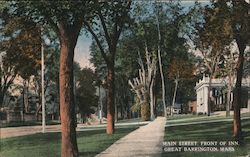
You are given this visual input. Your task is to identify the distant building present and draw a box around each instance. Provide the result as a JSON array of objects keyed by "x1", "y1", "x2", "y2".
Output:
[
  {"x1": 1, "y1": 76, "x2": 59, "y2": 122},
  {"x1": 188, "y1": 101, "x2": 197, "y2": 113},
  {"x1": 173, "y1": 103, "x2": 182, "y2": 114},
  {"x1": 195, "y1": 75, "x2": 250, "y2": 114}
]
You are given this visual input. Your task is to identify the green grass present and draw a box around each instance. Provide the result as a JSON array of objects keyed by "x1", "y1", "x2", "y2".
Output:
[
  {"x1": 0, "y1": 127, "x2": 136, "y2": 157},
  {"x1": 117, "y1": 118, "x2": 144, "y2": 123},
  {"x1": 167, "y1": 112, "x2": 250, "y2": 125},
  {"x1": 167, "y1": 114, "x2": 207, "y2": 120},
  {"x1": 79, "y1": 124, "x2": 145, "y2": 131},
  {"x1": 241, "y1": 112, "x2": 250, "y2": 117},
  {"x1": 163, "y1": 119, "x2": 250, "y2": 157}
]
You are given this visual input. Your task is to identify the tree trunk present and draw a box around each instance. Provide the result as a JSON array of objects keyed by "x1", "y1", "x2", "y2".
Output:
[
  {"x1": 141, "y1": 92, "x2": 150, "y2": 121},
  {"x1": 153, "y1": 85, "x2": 157, "y2": 117},
  {"x1": 23, "y1": 80, "x2": 29, "y2": 113},
  {"x1": 226, "y1": 88, "x2": 231, "y2": 117},
  {"x1": 150, "y1": 78, "x2": 155, "y2": 121},
  {"x1": 59, "y1": 40, "x2": 78, "y2": 157},
  {"x1": 171, "y1": 79, "x2": 178, "y2": 116},
  {"x1": 226, "y1": 75, "x2": 232, "y2": 117},
  {"x1": 56, "y1": 77, "x2": 60, "y2": 120},
  {"x1": 232, "y1": 40, "x2": 245, "y2": 142},
  {"x1": 120, "y1": 97, "x2": 124, "y2": 119},
  {"x1": 155, "y1": 5, "x2": 167, "y2": 118},
  {"x1": 0, "y1": 92, "x2": 4, "y2": 107},
  {"x1": 115, "y1": 97, "x2": 118, "y2": 122},
  {"x1": 22, "y1": 82, "x2": 26, "y2": 114},
  {"x1": 106, "y1": 65, "x2": 115, "y2": 134},
  {"x1": 231, "y1": 0, "x2": 248, "y2": 143},
  {"x1": 207, "y1": 77, "x2": 212, "y2": 116},
  {"x1": 158, "y1": 60, "x2": 167, "y2": 117},
  {"x1": 0, "y1": 74, "x2": 16, "y2": 108},
  {"x1": 36, "y1": 87, "x2": 42, "y2": 121},
  {"x1": 233, "y1": 80, "x2": 242, "y2": 142}
]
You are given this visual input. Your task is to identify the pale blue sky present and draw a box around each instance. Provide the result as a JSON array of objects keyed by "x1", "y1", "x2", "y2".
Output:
[{"x1": 74, "y1": 35, "x2": 92, "y2": 68}]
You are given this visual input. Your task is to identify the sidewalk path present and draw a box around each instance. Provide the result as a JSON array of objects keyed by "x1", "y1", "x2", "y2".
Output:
[
  {"x1": 96, "y1": 117, "x2": 166, "y2": 157},
  {"x1": 0, "y1": 125, "x2": 61, "y2": 138}
]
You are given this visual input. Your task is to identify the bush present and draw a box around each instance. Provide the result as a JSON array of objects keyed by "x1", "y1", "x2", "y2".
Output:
[{"x1": 197, "y1": 112, "x2": 204, "y2": 115}]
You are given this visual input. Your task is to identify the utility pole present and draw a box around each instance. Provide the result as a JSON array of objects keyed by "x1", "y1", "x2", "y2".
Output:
[{"x1": 41, "y1": 28, "x2": 46, "y2": 133}]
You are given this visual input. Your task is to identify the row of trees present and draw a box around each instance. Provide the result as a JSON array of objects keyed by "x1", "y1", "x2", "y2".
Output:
[
  {"x1": 91, "y1": 1, "x2": 198, "y2": 121},
  {"x1": 1, "y1": 1, "x2": 132, "y2": 157},
  {"x1": 0, "y1": 9, "x2": 60, "y2": 117},
  {"x1": 1, "y1": 1, "x2": 249, "y2": 157},
  {"x1": 90, "y1": 0, "x2": 249, "y2": 143}
]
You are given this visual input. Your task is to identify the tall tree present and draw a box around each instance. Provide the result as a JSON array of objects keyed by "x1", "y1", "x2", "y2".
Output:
[
  {"x1": 168, "y1": 57, "x2": 195, "y2": 115},
  {"x1": 0, "y1": 55, "x2": 16, "y2": 107},
  {"x1": 84, "y1": 1, "x2": 132, "y2": 134},
  {"x1": 231, "y1": 0, "x2": 249, "y2": 141},
  {"x1": 0, "y1": 7, "x2": 40, "y2": 107},
  {"x1": 129, "y1": 45, "x2": 157, "y2": 121},
  {"x1": 195, "y1": 0, "x2": 249, "y2": 140},
  {"x1": 194, "y1": 1, "x2": 233, "y2": 116},
  {"x1": 75, "y1": 68, "x2": 98, "y2": 121},
  {"x1": 217, "y1": 49, "x2": 237, "y2": 117},
  {"x1": 155, "y1": 2, "x2": 167, "y2": 117},
  {"x1": 13, "y1": 1, "x2": 93, "y2": 156}
]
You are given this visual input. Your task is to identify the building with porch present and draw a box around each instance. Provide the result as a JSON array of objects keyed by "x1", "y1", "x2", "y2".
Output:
[{"x1": 195, "y1": 75, "x2": 250, "y2": 114}]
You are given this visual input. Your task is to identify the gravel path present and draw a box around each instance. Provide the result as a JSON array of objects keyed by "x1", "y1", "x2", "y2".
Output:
[
  {"x1": 0, "y1": 121, "x2": 150, "y2": 139},
  {"x1": 0, "y1": 125, "x2": 61, "y2": 138},
  {"x1": 96, "y1": 117, "x2": 166, "y2": 157}
]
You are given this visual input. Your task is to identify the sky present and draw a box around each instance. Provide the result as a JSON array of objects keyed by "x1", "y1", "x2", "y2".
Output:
[{"x1": 74, "y1": 35, "x2": 92, "y2": 68}]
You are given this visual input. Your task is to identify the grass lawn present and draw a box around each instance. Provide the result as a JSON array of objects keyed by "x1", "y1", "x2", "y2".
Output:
[
  {"x1": 167, "y1": 114, "x2": 207, "y2": 120},
  {"x1": 163, "y1": 119, "x2": 250, "y2": 157},
  {"x1": 117, "y1": 118, "x2": 143, "y2": 123},
  {"x1": 0, "y1": 127, "x2": 136, "y2": 157},
  {"x1": 167, "y1": 112, "x2": 250, "y2": 125}
]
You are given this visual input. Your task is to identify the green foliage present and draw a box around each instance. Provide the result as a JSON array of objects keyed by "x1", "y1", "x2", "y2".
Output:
[
  {"x1": 168, "y1": 57, "x2": 197, "y2": 103},
  {"x1": 0, "y1": 5, "x2": 42, "y2": 106},
  {"x1": 192, "y1": 1, "x2": 248, "y2": 78},
  {"x1": 0, "y1": 11, "x2": 41, "y2": 80},
  {"x1": 85, "y1": 1, "x2": 132, "y2": 63},
  {"x1": 195, "y1": 1, "x2": 233, "y2": 52},
  {"x1": 13, "y1": 1, "x2": 93, "y2": 31},
  {"x1": 90, "y1": 1, "x2": 201, "y2": 113},
  {"x1": 168, "y1": 57, "x2": 195, "y2": 80},
  {"x1": 75, "y1": 68, "x2": 98, "y2": 118}
]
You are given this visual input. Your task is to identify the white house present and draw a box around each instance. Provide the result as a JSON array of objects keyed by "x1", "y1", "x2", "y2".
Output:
[{"x1": 195, "y1": 75, "x2": 250, "y2": 114}]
